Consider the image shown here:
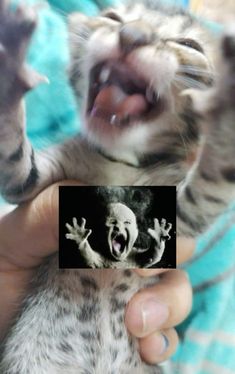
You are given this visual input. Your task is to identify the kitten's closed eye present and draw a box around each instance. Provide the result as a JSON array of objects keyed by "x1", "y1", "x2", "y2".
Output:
[
  {"x1": 176, "y1": 38, "x2": 204, "y2": 53},
  {"x1": 102, "y1": 10, "x2": 123, "y2": 23}
]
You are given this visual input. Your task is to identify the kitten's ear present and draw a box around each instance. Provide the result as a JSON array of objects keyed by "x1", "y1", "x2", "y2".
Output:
[
  {"x1": 68, "y1": 12, "x2": 111, "y2": 33},
  {"x1": 68, "y1": 13, "x2": 91, "y2": 58}
]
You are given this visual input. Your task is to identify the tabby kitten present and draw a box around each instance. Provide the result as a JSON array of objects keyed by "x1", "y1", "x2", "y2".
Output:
[{"x1": 0, "y1": 0, "x2": 235, "y2": 373}]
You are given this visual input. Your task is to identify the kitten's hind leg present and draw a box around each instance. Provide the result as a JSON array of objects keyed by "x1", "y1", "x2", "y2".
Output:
[{"x1": 0, "y1": 2, "x2": 65, "y2": 204}]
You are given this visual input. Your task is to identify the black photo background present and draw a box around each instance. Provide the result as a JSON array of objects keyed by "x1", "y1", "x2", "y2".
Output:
[{"x1": 59, "y1": 186, "x2": 176, "y2": 268}]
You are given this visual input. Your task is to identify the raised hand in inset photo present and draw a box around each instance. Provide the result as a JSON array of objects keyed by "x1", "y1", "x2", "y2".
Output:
[
  {"x1": 148, "y1": 218, "x2": 172, "y2": 244},
  {"x1": 66, "y1": 217, "x2": 92, "y2": 249},
  {"x1": 146, "y1": 218, "x2": 172, "y2": 266}
]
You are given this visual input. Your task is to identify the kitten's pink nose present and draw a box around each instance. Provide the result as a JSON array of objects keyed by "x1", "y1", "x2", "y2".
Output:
[{"x1": 119, "y1": 21, "x2": 154, "y2": 54}]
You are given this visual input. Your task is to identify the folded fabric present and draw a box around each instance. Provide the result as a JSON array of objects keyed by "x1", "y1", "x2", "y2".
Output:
[{"x1": 175, "y1": 203, "x2": 235, "y2": 374}]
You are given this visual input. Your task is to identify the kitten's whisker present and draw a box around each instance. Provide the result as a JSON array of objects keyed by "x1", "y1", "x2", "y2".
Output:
[
  {"x1": 178, "y1": 65, "x2": 215, "y2": 77},
  {"x1": 173, "y1": 76, "x2": 209, "y2": 90},
  {"x1": 69, "y1": 34, "x2": 90, "y2": 46}
]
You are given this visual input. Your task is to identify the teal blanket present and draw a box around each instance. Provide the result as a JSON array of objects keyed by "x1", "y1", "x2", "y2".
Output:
[{"x1": 2, "y1": 1, "x2": 235, "y2": 373}]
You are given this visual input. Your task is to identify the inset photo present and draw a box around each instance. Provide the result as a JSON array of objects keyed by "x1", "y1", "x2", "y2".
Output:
[{"x1": 59, "y1": 186, "x2": 176, "y2": 268}]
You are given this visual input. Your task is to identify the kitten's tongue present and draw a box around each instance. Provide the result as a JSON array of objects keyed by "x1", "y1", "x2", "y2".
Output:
[{"x1": 91, "y1": 85, "x2": 148, "y2": 123}]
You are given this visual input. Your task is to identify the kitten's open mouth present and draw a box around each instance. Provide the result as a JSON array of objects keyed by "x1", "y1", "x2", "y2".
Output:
[{"x1": 87, "y1": 60, "x2": 163, "y2": 126}]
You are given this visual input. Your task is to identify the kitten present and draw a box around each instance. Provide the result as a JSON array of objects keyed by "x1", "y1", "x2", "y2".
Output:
[{"x1": 0, "y1": 0, "x2": 235, "y2": 373}]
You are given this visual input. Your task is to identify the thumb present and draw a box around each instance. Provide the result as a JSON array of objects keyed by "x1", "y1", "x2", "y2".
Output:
[{"x1": 0, "y1": 181, "x2": 83, "y2": 270}]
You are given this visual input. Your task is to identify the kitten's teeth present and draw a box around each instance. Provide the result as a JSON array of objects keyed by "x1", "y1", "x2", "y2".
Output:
[
  {"x1": 110, "y1": 114, "x2": 131, "y2": 126},
  {"x1": 99, "y1": 67, "x2": 111, "y2": 84},
  {"x1": 110, "y1": 114, "x2": 118, "y2": 125}
]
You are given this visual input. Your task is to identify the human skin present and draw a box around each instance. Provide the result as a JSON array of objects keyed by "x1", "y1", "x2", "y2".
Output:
[{"x1": 0, "y1": 181, "x2": 194, "y2": 364}]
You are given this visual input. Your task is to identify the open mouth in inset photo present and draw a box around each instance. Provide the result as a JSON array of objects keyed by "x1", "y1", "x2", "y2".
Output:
[
  {"x1": 110, "y1": 233, "x2": 128, "y2": 259},
  {"x1": 87, "y1": 60, "x2": 164, "y2": 128}
]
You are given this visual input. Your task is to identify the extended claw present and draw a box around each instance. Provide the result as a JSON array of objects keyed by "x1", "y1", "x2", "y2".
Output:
[{"x1": 16, "y1": 65, "x2": 49, "y2": 94}]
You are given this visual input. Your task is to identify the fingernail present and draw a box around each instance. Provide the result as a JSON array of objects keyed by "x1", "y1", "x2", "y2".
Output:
[
  {"x1": 145, "y1": 333, "x2": 169, "y2": 362},
  {"x1": 141, "y1": 299, "x2": 169, "y2": 334},
  {"x1": 159, "y1": 333, "x2": 170, "y2": 355},
  {"x1": 126, "y1": 298, "x2": 169, "y2": 337},
  {"x1": 151, "y1": 333, "x2": 170, "y2": 357}
]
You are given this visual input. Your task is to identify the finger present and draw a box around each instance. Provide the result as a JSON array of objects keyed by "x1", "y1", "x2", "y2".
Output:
[
  {"x1": 135, "y1": 237, "x2": 195, "y2": 277},
  {"x1": 85, "y1": 229, "x2": 92, "y2": 240},
  {"x1": 166, "y1": 223, "x2": 172, "y2": 232},
  {"x1": 81, "y1": 217, "x2": 86, "y2": 229},
  {"x1": 0, "y1": 180, "x2": 84, "y2": 270},
  {"x1": 73, "y1": 217, "x2": 78, "y2": 228},
  {"x1": 125, "y1": 269, "x2": 192, "y2": 338},
  {"x1": 139, "y1": 328, "x2": 179, "y2": 364},
  {"x1": 176, "y1": 237, "x2": 195, "y2": 264},
  {"x1": 154, "y1": 218, "x2": 160, "y2": 230},
  {"x1": 161, "y1": 218, "x2": 166, "y2": 228},
  {"x1": 147, "y1": 228, "x2": 155, "y2": 238},
  {"x1": 65, "y1": 223, "x2": 73, "y2": 232},
  {"x1": 65, "y1": 234, "x2": 74, "y2": 240}
]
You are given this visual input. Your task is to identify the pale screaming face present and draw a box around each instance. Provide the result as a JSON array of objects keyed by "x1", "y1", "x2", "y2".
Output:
[{"x1": 105, "y1": 202, "x2": 138, "y2": 261}]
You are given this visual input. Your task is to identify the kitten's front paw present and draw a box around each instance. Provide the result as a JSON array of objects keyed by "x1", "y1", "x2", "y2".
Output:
[{"x1": 0, "y1": 1, "x2": 44, "y2": 104}]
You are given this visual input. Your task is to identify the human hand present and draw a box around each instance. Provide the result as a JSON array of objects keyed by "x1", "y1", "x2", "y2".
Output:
[
  {"x1": 0, "y1": 181, "x2": 195, "y2": 367},
  {"x1": 125, "y1": 238, "x2": 194, "y2": 364},
  {"x1": 147, "y1": 218, "x2": 173, "y2": 266},
  {"x1": 66, "y1": 217, "x2": 92, "y2": 248},
  {"x1": 148, "y1": 218, "x2": 172, "y2": 246}
]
